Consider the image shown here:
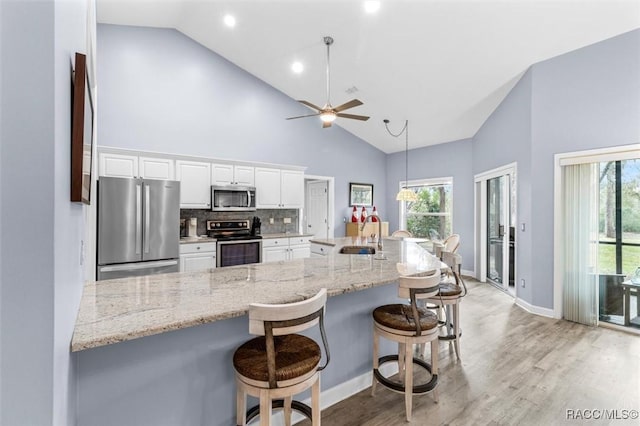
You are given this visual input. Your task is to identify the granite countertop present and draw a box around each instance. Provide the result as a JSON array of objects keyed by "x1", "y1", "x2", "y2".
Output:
[
  {"x1": 179, "y1": 236, "x2": 217, "y2": 244},
  {"x1": 261, "y1": 233, "x2": 314, "y2": 239},
  {"x1": 71, "y1": 237, "x2": 444, "y2": 352}
]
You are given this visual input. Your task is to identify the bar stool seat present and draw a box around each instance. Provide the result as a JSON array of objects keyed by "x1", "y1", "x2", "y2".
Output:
[
  {"x1": 373, "y1": 304, "x2": 438, "y2": 333},
  {"x1": 371, "y1": 271, "x2": 441, "y2": 422},
  {"x1": 233, "y1": 335, "x2": 321, "y2": 384},
  {"x1": 234, "y1": 289, "x2": 330, "y2": 426}
]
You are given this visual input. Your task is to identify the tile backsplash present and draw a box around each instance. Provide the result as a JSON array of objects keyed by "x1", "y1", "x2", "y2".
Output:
[{"x1": 180, "y1": 209, "x2": 299, "y2": 236}]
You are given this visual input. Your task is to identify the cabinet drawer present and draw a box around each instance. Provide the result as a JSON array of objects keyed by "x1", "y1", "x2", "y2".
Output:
[
  {"x1": 262, "y1": 238, "x2": 289, "y2": 248},
  {"x1": 310, "y1": 243, "x2": 334, "y2": 256},
  {"x1": 289, "y1": 236, "x2": 311, "y2": 246},
  {"x1": 179, "y1": 242, "x2": 217, "y2": 254}
]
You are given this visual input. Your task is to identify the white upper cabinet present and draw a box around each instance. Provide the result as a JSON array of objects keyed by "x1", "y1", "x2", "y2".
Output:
[
  {"x1": 99, "y1": 152, "x2": 138, "y2": 178},
  {"x1": 255, "y1": 168, "x2": 304, "y2": 209},
  {"x1": 280, "y1": 170, "x2": 304, "y2": 208},
  {"x1": 255, "y1": 167, "x2": 282, "y2": 208},
  {"x1": 176, "y1": 160, "x2": 211, "y2": 208},
  {"x1": 211, "y1": 163, "x2": 255, "y2": 186},
  {"x1": 139, "y1": 156, "x2": 175, "y2": 180},
  {"x1": 99, "y1": 153, "x2": 174, "y2": 181}
]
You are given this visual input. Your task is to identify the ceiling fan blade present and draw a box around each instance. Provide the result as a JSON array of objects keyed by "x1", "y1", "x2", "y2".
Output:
[
  {"x1": 336, "y1": 113, "x2": 370, "y2": 121},
  {"x1": 286, "y1": 113, "x2": 321, "y2": 120},
  {"x1": 322, "y1": 121, "x2": 332, "y2": 128},
  {"x1": 297, "y1": 100, "x2": 323, "y2": 111},
  {"x1": 333, "y1": 99, "x2": 363, "y2": 113}
]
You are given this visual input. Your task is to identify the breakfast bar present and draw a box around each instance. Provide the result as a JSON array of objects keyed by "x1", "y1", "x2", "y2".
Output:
[{"x1": 72, "y1": 237, "x2": 443, "y2": 425}]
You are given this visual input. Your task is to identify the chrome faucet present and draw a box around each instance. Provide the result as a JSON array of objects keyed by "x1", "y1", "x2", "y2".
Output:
[{"x1": 360, "y1": 214, "x2": 383, "y2": 251}]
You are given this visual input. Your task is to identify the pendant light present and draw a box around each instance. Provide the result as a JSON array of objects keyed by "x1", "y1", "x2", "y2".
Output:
[{"x1": 384, "y1": 119, "x2": 418, "y2": 202}]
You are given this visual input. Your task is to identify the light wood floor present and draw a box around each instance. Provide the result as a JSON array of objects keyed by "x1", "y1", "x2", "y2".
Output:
[{"x1": 301, "y1": 279, "x2": 640, "y2": 425}]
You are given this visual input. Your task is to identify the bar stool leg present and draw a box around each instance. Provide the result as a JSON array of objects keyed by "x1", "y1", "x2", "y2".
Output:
[
  {"x1": 311, "y1": 376, "x2": 321, "y2": 426},
  {"x1": 236, "y1": 385, "x2": 246, "y2": 426},
  {"x1": 404, "y1": 341, "x2": 414, "y2": 422},
  {"x1": 398, "y1": 343, "x2": 406, "y2": 384},
  {"x1": 372, "y1": 329, "x2": 379, "y2": 396},
  {"x1": 453, "y1": 302, "x2": 461, "y2": 360},
  {"x1": 283, "y1": 396, "x2": 293, "y2": 426},
  {"x1": 259, "y1": 390, "x2": 271, "y2": 426},
  {"x1": 431, "y1": 339, "x2": 439, "y2": 403}
]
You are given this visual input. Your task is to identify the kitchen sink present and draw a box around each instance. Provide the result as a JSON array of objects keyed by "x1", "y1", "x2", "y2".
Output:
[{"x1": 339, "y1": 246, "x2": 376, "y2": 255}]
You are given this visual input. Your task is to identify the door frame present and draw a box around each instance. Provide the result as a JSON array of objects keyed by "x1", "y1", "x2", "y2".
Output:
[
  {"x1": 303, "y1": 174, "x2": 335, "y2": 238},
  {"x1": 553, "y1": 144, "x2": 640, "y2": 319},
  {"x1": 474, "y1": 162, "x2": 518, "y2": 298}
]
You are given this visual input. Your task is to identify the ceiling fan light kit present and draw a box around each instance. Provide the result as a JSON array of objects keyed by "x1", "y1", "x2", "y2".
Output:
[{"x1": 286, "y1": 36, "x2": 369, "y2": 128}]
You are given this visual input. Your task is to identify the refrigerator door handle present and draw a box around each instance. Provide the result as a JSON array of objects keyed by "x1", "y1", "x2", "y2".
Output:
[
  {"x1": 99, "y1": 259, "x2": 178, "y2": 272},
  {"x1": 144, "y1": 184, "x2": 150, "y2": 254},
  {"x1": 135, "y1": 183, "x2": 142, "y2": 255}
]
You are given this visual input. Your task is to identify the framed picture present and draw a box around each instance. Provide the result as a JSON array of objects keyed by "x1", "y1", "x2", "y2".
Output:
[
  {"x1": 349, "y1": 182, "x2": 373, "y2": 207},
  {"x1": 70, "y1": 52, "x2": 95, "y2": 204}
]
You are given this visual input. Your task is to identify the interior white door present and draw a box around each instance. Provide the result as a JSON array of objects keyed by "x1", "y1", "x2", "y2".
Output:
[{"x1": 305, "y1": 180, "x2": 329, "y2": 239}]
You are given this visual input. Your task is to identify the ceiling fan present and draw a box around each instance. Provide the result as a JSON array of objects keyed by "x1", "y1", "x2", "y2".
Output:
[{"x1": 286, "y1": 36, "x2": 369, "y2": 128}]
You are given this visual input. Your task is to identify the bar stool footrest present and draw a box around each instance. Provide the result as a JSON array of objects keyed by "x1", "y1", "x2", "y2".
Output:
[
  {"x1": 438, "y1": 327, "x2": 462, "y2": 341},
  {"x1": 373, "y1": 355, "x2": 438, "y2": 394},
  {"x1": 245, "y1": 399, "x2": 312, "y2": 424}
]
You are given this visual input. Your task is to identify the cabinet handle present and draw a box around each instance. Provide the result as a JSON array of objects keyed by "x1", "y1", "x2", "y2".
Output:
[{"x1": 197, "y1": 246, "x2": 200, "y2": 250}]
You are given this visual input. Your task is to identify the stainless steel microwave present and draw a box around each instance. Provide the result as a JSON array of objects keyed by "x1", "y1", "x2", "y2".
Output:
[{"x1": 211, "y1": 185, "x2": 256, "y2": 211}]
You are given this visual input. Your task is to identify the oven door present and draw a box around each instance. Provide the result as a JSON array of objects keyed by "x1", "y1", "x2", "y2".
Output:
[{"x1": 216, "y1": 240, "x2": 262, "y2": 267}]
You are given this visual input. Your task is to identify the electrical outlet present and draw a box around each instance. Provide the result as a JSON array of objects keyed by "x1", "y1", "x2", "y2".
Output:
[
  {"x1": 521, "y1": 279, "x2": 526, "y2": 288},
  {"x1": 283, "y1": 217, "x2": 291, "y2": 224},
  {"x1": 269, "y1": 218, "x2": 274, "y2": 224}
]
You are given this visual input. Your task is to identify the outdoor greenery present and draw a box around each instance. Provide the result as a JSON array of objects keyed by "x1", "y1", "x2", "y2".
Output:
[
  {"x1": 405, "y1": 185, "x2": 452, "y2": 239},
  {"x1": 599, "y1": 159, "x2": 640, "y2": 275}
]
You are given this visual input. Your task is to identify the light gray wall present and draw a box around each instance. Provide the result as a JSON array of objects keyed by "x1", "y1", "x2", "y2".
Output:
[
  {"x1": 385, "y1": 139, "x2": 474, "y2": 272},
  {"x1": 0, "y1": 1, "x2": 88, "y2": 424},
  {"x1": 53, "y1": 0, "x2": 89, "y2": 424},
  {"x1": 97, "y1": 24, "x2": 388, "y2": 236},
  {"x1": 1, "y1": 1, "x2": 56, "y2": 423},
  {"x1": 472, "y1": 69, "x2": 534, "y2": 304},
  {"x1": 528, "y1": 29, "x2": 640, "y2": 308}
]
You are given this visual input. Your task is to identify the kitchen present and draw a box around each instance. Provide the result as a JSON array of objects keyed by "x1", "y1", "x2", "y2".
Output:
[{"x1": 1, "y1": 1, "x2": 639, "y2": 426}]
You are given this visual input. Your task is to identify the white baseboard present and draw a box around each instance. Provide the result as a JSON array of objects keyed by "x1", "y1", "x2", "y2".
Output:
[
  {"x1": 461, "y1": 269, "x2": 475, "y2": 278},
  {"x1": 515, "y1": 297, "x2": 555, "y2": 318},
  {"x1": 274, "y1": 363, "x2": 398, "y2": 425}
]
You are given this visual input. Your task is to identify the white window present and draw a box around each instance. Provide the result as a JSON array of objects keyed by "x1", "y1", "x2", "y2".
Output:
[{"x1": 399, "y1": 178, "x2": 453, "y2": 239}]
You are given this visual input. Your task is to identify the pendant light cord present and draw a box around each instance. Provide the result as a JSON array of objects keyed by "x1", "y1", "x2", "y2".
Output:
[{"x1": 384, "y1": 119, "x2": 410, "y2": 186}]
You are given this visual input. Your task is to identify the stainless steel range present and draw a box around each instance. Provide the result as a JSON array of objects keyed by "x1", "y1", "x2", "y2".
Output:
[{"x1": 207, "y1": 220, "x2": 262, "y2": 267}]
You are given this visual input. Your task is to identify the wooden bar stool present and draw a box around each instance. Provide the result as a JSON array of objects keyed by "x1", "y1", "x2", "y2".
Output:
[
  {"x1": 425, "y1": 251, "x2": 467, "y2": 360},
  {"x1": 371, "y1": 272, "x2": 441, "y2": 422},
  {"x1": 233, "y1": 288, "x2": 330, "y2": 426}
]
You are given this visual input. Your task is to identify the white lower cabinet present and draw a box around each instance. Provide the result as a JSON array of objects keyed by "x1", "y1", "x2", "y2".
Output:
[
  {"x1": 262, "y1": 237, "x2": 310, "y2": 263},
  {"x1": 179, "y1": 242, "x2": 216, "y2": 272}
]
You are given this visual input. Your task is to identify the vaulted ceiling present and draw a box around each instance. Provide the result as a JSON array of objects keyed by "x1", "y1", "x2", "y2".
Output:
[{"x1": 97, "y1": 0, "x2": 640, "y2": 153}]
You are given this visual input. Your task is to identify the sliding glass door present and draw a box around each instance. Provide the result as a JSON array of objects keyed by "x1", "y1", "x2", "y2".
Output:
[{"x1": 486, "y1": 174, "x2": 515, "y2": 294}]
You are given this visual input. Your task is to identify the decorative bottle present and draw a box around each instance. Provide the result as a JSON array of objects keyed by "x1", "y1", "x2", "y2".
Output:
[
  {"x1": 360, "y1": 206, "x2": 368, "y2": 223},
  {"x1": 351, "y1": 206, "x2": 359, "y2": 222},
  {"x1": 371, "y1": 206, "x2": 379, "y2": 222}
]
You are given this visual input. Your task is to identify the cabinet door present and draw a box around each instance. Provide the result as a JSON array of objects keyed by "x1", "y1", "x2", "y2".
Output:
[
  {"x1": 99, "y1": 152, "x2": 138, "y2": 178},
  {"x1": 176, "y1": 160, "x2": 211, "y2": 208},
  {"x1": 211, "y1": 163, "x2": 234, "y2": 186},
  {"x1": 181, "y1": 253, "x2": 216, "y2": 272},
  {"x1": 262, "y1": 247, "x2": 287, "y2": 263},
  {"x1": 255, "y1": 167, "x2": 281, "y2": 208},
  {"x1": 234, "y1": 166, "x2": 255, "y2": 186},
  {"x1": 280, "y1": 170, "x2": 304, "y2": 208},
  {"x1": 290, "y1": 245, "x2": 311, "y2": 260},
  {"x1": 139, "y1": 157, "x2": 175, "y2": 180}
]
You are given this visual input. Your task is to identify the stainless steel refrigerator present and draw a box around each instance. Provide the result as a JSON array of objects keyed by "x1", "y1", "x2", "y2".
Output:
[{"x1": 97, "y1": 177, "x2": 180, "y2": 280}]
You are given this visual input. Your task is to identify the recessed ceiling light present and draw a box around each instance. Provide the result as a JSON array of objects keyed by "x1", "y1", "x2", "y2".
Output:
[
  {"x1": 364, "y1": 1, "x2": 381, "y2": 14},
  {"x1": 291, "y1": 61, "x2": 304, "y2": 74},
  {"x1": 223, "y1": 14, "x2": 236, "y2": 28}
]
